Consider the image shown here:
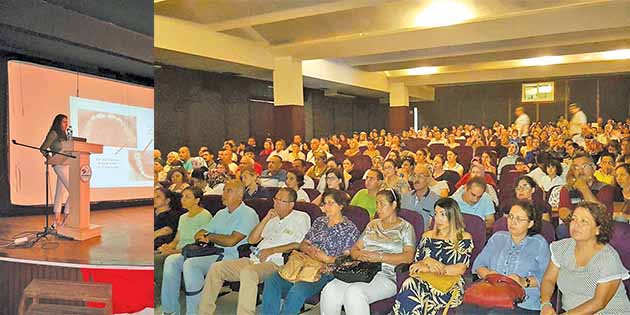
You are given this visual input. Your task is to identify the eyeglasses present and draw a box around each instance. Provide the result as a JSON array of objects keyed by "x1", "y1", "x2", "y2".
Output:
[
  {"x1": 507, "y1": 214, "x2": 530, "y2": 223},
  {"x1": 572, "y1": 164, "x2": 593, "y2": 171},
  {"x1": 515, "y1": 185, "x2": 532, "y2": 191},
  {"x1": 274, "y1": 197, "x2": 292, "y2": 204}
]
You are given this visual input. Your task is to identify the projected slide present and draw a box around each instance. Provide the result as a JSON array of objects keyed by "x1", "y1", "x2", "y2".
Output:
[
  {"x1": 8, "y1": 60, "x2": 154, "y2": 205},
  {"x1": 70, "y1": 97, "x2": 154, "y2": 188}
]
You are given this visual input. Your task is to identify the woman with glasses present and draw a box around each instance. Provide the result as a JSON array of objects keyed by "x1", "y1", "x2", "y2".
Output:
[
  {"x1": 540, "y1": 202, "x2": 630, "y2": 315},
  {"x1": 312, "y1": 168, "x2": 349, "y2": 206},
  {"x1": 261, "y1": 189, "x2": 360, "y2": 315},
  {"x1": 383, "y1": 159, "x2": 411, "y2": 195},
  {"x1": 320, "y1": 189, "x2": 415, "y2": 315},
  {"x1": 460, "y1": 201, "x2": 550, "y2": 314},
  {"x1": 500, "y1": 175, "x2": 551, "y2": 221}
]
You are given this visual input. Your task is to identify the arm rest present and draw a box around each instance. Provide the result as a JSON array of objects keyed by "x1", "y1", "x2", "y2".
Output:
[
  {"x1": 395, "y1": 263, "x2": 412, "y2": 291},
  {"x1": 282, "y1": 251, "x2": 292, "y2": 264},
  {"x1": 395, "y1": 263, "x2": 411, "y2": 274}
]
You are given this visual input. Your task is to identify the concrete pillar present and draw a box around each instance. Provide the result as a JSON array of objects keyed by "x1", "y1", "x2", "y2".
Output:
[
  {"x1": 272, "y1": 56, "x2": 304, "y2": 142},
  {"x1": 388, "y1": 82, "x2": 411, "y2": 134}
]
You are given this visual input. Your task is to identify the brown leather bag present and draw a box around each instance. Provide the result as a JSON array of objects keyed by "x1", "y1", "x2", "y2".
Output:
[
  {"x1": 463, "y1": 273, "x2": 526, "y2": 309},
  {"x1": 278, "y1": 251, "x2": 325, "y2": 283}
]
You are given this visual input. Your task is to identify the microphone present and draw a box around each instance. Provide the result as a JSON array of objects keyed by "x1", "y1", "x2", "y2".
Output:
[
  {"x1": 66, "y1": 125, "x2": 73, "y2": 140},
  {"x1": 11, "y1": 139, "x2": 16, "y2": 144}
]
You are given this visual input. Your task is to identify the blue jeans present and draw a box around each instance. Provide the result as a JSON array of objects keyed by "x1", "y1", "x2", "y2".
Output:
[
  {"x1": 261, "y1": 272, "x2": 334, "y2": 315},
  {"x1": 161, "y1": 253, "x2": 222, "y2": 315}
]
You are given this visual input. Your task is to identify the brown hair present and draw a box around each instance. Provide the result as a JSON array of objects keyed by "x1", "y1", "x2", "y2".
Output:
[{"x1": 572, "y1": 201, "x2": 613, "y2": 244}]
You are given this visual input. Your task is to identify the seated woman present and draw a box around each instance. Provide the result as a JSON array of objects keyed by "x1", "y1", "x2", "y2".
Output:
[
  {"x1": 539, "y1": 158, "x2": 565, "y2": 193},
  {"x1": 540, "y1": 201, "x2": 630, "y2": 315},
  {"x1": 320, "y1": 189, "x2": 416, "y2": 314},
  {"x1": 285, "y1": 169, "x2": 311, "y2": 202},
  {"x1": 342, "y1": 158, "x2": 362, "y2": 185},
  {"x1": 499, "y1": 175, "x2": 552, "y2": 221},
  {"x1": 154, "y1": 187, "x2": 185, "y2": 250},
  {"x1": 444, "y1": 149, "x2": 464, "y2": 176},
  {"x1": 167, "y1": 167, "x2": 190, "y2": 193},
  {"x1": 241, "y1": 168, "x2": 269, "y2": 200},
  {"x1": 461, "y1": 201, "x2": 550, "y2": 314},
  {"x1": 480, "y1": 151, "x2": 497, "y2": 175},
  {"x1": 313, "y1": 168, "x2": 349, "y2": 205},
  {"x1": 261, "y1": 189, "x2": 361, "y2": 315},
  {"x1": 613, "y1": 163, "x2": 630, "y2": 222},
  {"x1": 306, "y1": 151, "x2": 329, "y2": 180},
  {"x1": 415, "y1": 148, "x2": 430, "y2": 167},
  {"x1": 383, "y1": 159, "x2": 411, "y2": 195},
  {"x1": 393, "y1": 197, "x2": 473, "y2": 315},
  {"x1": 345, "y1": 139, "x2": 361, "y2": 158},
  {"x1": 154, "y1": 186, "x2": 213, "y2": 295},
  {"x1": 398, "y1": 157, "x2": 415, "y2": 182}
]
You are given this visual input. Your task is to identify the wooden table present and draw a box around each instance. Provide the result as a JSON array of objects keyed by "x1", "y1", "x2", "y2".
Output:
[{"x1": 18, "y1": 279, "x2": 112, "y2": 315}]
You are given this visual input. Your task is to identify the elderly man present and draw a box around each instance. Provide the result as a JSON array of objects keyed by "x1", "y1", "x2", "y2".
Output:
[
  {"x1": 161, "y1": 180, "x2": 259, "y2": 315},
  {"x1": 350, "y1": 168, "x2": 384, "y2": 218},
  {"x1": 306, "y1": 138, "x2": 333, "y2": 164},
  {"x1": 402, "y1": 164, "x2": 440, "y2": 230},
  {"x1": 218, "y1": 150, "x2": 238, "y2": 175},
  {"x1": 260, "y1": 155, "x2": 288, "y2": 187},
  {"x1": 154, "y1": 149, "x2": 163, "y2": 165},
  {"x1": 453, "y1": 176, "x2": 495, "y2": 233},
  {"x1": 179, "y1": 146, "x2": 193, "y2": 172},
  {"x1": 198, "y1": 188, "x2": 311, "y2": 315}
]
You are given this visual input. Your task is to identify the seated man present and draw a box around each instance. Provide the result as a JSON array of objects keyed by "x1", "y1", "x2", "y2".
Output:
[
  {"x1": 453, "y1": 176, "x2": 496, "y2": 233},
  {"x1": 350, "y1": 168, "x2": 384, "y2": 219},
  {"x1": 453, "y1": 163, "x2": 499, "y2": 206},
  {"x1": 260, "y1": 155, "x2": 288, "y2": 187},
  {"x1": 557, "y1": 152, "x2": 615, "y2": 238},
  {"x1": 198, "y1": 188, "x2": 311, "y2": 315},
  {"x1": 160, "y1": 180, "x2": 259, "y2": 315},
  {"x1": 402, "y1": 164, "x2": 440, "y2": 230},
  {"x1": 291, "y1": 159, "x2": 315, "y2": 189}
]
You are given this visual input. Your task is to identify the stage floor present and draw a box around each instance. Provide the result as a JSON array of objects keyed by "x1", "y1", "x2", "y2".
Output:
[{"x1": 0, "y1": 206, "x2": 152, "y2": 266}]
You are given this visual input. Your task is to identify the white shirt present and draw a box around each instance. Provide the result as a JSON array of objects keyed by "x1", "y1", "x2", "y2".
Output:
[
  {"x1": 527, "y1": 167, "x2": 547, "y2": 188},
  {"x1": 254, "y1": 211, "x2": 311, "y2": 266},
  {"x1": 296, "y1": 189, "x2": 311, "y2": 202},
  {"x1": 570, "y1": 110, "x2": 587, "y2": 135},
  {"x1": 267, "y1": 149, "x2": 291, "y2": 162},
  {"x1": 306, "y1": 150, "x2": 333, "y2": 164},
  {"x1": 539, "y1": 175, "x2": 566, "y2": 192},
  {"x1": 515, "y1": 113, "x2": 531, "y2": 136},
  {"x1": 302, "y1": 175, "x2": 315, "y2": 189}
]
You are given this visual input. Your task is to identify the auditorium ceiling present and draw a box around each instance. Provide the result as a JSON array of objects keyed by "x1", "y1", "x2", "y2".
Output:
[{"x1": 154, "y1": 0, "x2": 630, "y2": 100}]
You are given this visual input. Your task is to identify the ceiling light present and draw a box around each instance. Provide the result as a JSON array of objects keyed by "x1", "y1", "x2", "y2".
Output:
[
  {"x1": 415, "y1": 1, "x2": 475, "y2": 27},
  {"x1": 521, "y1": 56, "x2": 564, "y2": 66},
  {"x1": 407, "y1": 67, "x2": 438, "y2": 75},
  {"x1": 601, "y1": 49, "x2": 630, "y2": 60}
]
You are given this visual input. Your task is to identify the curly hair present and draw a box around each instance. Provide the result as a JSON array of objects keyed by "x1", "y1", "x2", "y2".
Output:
[{"x1": 572, "y1": 201, "x2": 613, "y2": 244}]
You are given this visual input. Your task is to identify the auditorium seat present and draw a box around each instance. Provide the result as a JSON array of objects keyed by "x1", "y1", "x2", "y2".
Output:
[
  {"x1": 293, "y1": 201, "x2": 323, "y2": 223},
  {"x1": 377, "y1": 146, "x2": 389, "y2": 158},
  {"x1": 303, "y1": 188, "x2": 320, "y2": 201},
  {"x1": 610, "y1": 222, "x2": 630, "y2": 297},
  {"x1": 346, "y1": 179, "x2": 365, "y2": 197},
  {"x1": 428, "y1": 143, "x2": 447, "y2": 157},
  {"x1": 454, "y1": 146, "x2": 473, "y2": 173},
  {"x1": 462, "y1": 214, "x2": 486, "y2": 274},
  {"x1": 244, "y1": 198, "x2": 273, "y2": 220},
  {"x1": 350, "y1": 155, "x2": 372, "y2": 173},
  {"x1": 201, "y1": 195, "x2": 224, "y2": 216},
  {"x1": 491, "y1": 216, "x2": 556, "y2": 244}
]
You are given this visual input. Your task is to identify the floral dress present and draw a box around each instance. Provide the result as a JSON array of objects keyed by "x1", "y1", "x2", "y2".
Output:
[{"x1": 393, "y1": 236, "x2": 473, "y2": 315}]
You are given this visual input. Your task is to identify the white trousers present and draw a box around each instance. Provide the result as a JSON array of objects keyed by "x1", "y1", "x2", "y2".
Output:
[
  {"x1": 52, "y1": 165, "x2": 70, "y2": 214},
  {"x1": 320, "y1": 273, "x2": 397, "y2": 315}
]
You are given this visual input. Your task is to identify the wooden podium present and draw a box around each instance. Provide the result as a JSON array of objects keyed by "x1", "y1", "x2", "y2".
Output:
[{"x1": 50, "y1": 140, "x2": 104, "y2": 241}]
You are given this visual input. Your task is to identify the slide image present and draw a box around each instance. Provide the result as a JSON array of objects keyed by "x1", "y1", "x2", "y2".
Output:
[
  {"x1": 128, "y1": 149, "x2": 153, "y2": 181},
  {"x1": 78, "y1": 110, "x2": 138, "y2": 148}
]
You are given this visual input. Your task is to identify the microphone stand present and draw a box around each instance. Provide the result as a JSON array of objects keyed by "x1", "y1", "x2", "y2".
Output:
[{"x1": 11, "y1": 139, "x2": 76, "y2": 243}]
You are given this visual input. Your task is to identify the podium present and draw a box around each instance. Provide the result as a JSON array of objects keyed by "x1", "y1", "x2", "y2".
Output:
[{"x1": 50, "y1": 140, "x2": 104, "y2": 240}]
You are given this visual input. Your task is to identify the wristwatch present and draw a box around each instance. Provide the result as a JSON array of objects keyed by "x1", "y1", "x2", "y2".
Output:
[{"x1": 525, "y1": 277, "x2": 531, "y2": 288}]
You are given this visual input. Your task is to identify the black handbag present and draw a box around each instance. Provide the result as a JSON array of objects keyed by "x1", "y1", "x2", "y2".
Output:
[
  {"x1": 333, "y1": 255, "x2": 381, "y2": 283},
  {"x1": 181, "y1": 241, "x2": 224, "y2": 260}
]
